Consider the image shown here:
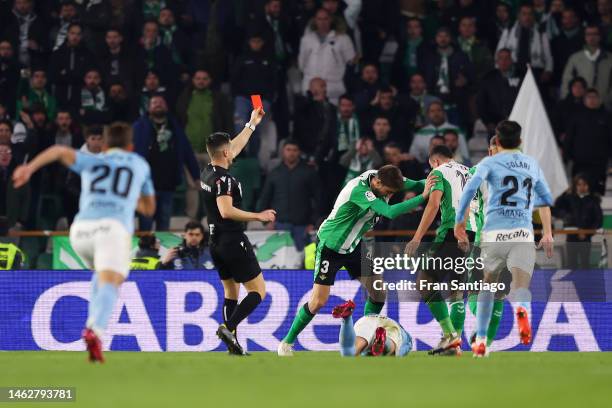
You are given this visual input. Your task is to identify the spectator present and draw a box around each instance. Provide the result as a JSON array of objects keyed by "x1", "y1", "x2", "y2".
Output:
[
  {"x1": 133, "y1": 95, "x2": 199, "y2": 231},
  {"x1": 160, "y1": 221, "x2": 213, "y2": 270},
  {"x1": 0, "y1": 41, "x2": 19, "y2": 119},
  {"x1": 77, "y1": 0, "x2": 113, "y2": 51},
  {"x1": 336, "y1": 94, "x2": 361, "y2": 158},
  {"x1": 485, "y1": 2, "x2": 513, "y2": 53},
  {"x1": 293, "y1": 78, "x2": 337, "y2": 167},
  {"x1": 363, "y1": 86, "x2": 411, "y2": 150},
  {"x1": 176, "y1": 69, "x2": 232, "y2": 220},
  {"x1": 0, "y1": 146, "x2": 12, "y2": 217},
  {"x1": 158, "y1": 7, "x2": 191, "y2": 73},
  {"x1": 298, "y1": 8, "x2": 356, "y2": 104},
  {"x1": 79, "y1": 69, "x2": 110, "y2": 125},
  {"x1": 16, "y1": 68, "x2": 58, "y2": 121},
  {"x1": 52, "y1": 110, "x2": 81, "y2": 148},
  {"x1": 383, "y1": 141, "x2": 423, "y2": 182},
  {"x1": 409, "y1": 101, "x2": 468, "y2": 164},
  {"x1": 370, "y1": 116, "x2": 393, "y2": 157},
  {"x1": 405, "y1": 73, "x2": 441, "y2": 129},
  {"x1": 477, "y1": 48, "x2": 521, "y2": 135},
  {"x1": 351, "y1": 63, "x2": 386, "y2": 113},
  {"x1": 50, "y1": 0, "x2": 78, "y2": 52},
  {"x1": 551, "y1": 8, "x2": 584, "y2": 88},
  {"x1": 48, "y1": 23, "x2": 96, "y2": 110},
  {"x1": 257, "y1": 139, "x2": 320, "y2": 251},
  {"x1": 420, "y1": 27, "x2": 473, "y2": 127},
  {"x1": 457, "y1": 16, "x2": 493, "y2": 85},
  {"x1": 98, "y1": 29, "x2": 136, "y2": 91},
  {"x1": 596, "y1": 0, "x2": 612, "y2": 50},
  {"x1": 135, "y1": 20, "x2": 178, "y2": 92},
  {"x1": 561, "y1": 25, "x2": 612, "y2": 110},
  {"x1": 0, "y1": 217, "x2": 26, "y2": 269},
  {"x1": 392, "y1": 18, "x2": 429, "y2": 92},
  {"x1": 1, "y1": 120, "x2": 31, "y2": 228},
  {"x1": 553, "y1": 174, "x2": 603, "y2": 269},
  {"x1": 107, "y1": 81, "x2": 137, "y2": 122},
  {"x1": 139, "y1": 70, "x2": 169, "y2": 116},
  {"x1": 564, "y1": 89, "x2": 612, "y2": 195},
  {"x1": 443, "y1": 129, "x2": 470, "y2": 166},
  {"x1": 496, "y1": 4, "x2": 553, "y2": 84},
  {"x1": 63, "y1": 125, "x2": 104, "y2": 223},
  {"x1": 231, "y1": 29, "x2": 276, "y2": 157},
  {"x1": 359, "y1": 0, "x2": 399, "y2": 62},
  {"x1": 340, "y1": 137, "x2": 382, "y2": 186},
  {"x1": 3, "y1": 0, "x2": 47, "y2": 67},
  {"x1": 130, "y1": 234, "x2": 162, "y2": 270},
  {"x1": 553, "y1": 77, "x2": 587, "y2": 142}
]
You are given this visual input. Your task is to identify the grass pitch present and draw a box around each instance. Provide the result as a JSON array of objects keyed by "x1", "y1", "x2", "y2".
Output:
[{"x1": 0, "y1": 351, "x2": 610, "y2": 408}]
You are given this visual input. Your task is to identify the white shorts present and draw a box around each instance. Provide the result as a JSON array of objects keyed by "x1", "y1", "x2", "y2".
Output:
[
  {"x1": 481, "y1": 228, "x2": 535, "y2": 276},
  {"x1": 69, "y1": 218, "x2": 132, "y2": 278}
]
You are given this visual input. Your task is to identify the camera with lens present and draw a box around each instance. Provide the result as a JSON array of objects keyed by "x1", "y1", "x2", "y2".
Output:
[{"x1": 175, "y1": 245, "x2": 188, "y2": 259}]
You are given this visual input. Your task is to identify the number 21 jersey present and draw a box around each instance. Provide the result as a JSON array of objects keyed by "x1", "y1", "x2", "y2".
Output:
[{"x1": 472, "y1": 151, "x2": 553, "y2": 232}]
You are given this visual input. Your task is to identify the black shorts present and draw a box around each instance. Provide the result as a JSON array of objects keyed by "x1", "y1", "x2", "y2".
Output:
[
  {"x1": 421, "y1": 229, "x2": 476, "y2": 284},
  {"x1": 210, "y1": 232, "x2": 261, "y2": 283},
  {"x1": 313, "y1": 241, "x2": 369, "y2": 286}
]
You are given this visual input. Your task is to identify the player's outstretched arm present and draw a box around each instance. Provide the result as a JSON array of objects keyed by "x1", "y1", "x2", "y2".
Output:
[
  {"x1": 217, "y1": 195, "x2": 276, "y2": 223},
  {"x1": 369, "y1": 175, "x2": 436, "y2": 219},
  {"x1": 229, "y1": 108, "x2": 265, "y2": 158},
  {"x1": 12, "y1": 145, "x2": 76, "y2": 188}
]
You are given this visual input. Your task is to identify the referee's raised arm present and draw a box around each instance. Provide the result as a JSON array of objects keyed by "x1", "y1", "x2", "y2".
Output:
[{"x1": 229, "y1": 108, "x2": 265, "y2": 158}]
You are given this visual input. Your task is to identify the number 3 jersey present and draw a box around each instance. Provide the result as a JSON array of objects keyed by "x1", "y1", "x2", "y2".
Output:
[
  {"x1": 470, "y1": 151, "x2": 553, "y2": 232},
  {"x1": 69, "y1": 149, "x2": 155, "y2": 234}
]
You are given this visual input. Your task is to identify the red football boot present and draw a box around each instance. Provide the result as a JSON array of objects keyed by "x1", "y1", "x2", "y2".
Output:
[
  {"x1": 370, "y1": 327, "x2": 387, "y2": 356},
  {"x1": 332, "y1": 300, "x2": 356, "y2": 319},
  {"x1": 516, "y1": 306, "x2": 532, "y2": 345},
  {"x1": 82, "y1": 328, "x2": 105, "y2": 363}
]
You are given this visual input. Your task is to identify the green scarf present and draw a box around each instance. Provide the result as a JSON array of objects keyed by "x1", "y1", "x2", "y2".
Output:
[
  {"x1": 337, "y1": 114, "x2": 360, "y2": 152},
  {"x1": 403, "y1": 37, "x2": 422, "y2": 77}
]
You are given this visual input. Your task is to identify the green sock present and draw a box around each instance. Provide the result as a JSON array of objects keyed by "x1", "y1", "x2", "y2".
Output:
[
  {"x1": 467, "y1": 293, "x2": 478, "y2": 316},
  {"x1": 487, "y1": 300, "x2": 504, "y2": 346},
  {"x1": 449, "y1": 301, "x2": 465, "y2": 336},
  {"x1": 364, "y1": 297, "x2": 384, "y2": 315},
  {"x1": 283, "y1": 304, "x2": 315, "y2": 344},
  {"x1": 428, "y1": 301, "x2": 454, "y2": 336}
]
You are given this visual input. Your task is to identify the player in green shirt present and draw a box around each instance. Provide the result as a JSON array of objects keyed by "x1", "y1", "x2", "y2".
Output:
[
  {"x1": 277, "y1": 165, "x2": 436, "y2": 356},
  {"x1": 405, "y1": 145, "x2": 478, "y2": 355}
]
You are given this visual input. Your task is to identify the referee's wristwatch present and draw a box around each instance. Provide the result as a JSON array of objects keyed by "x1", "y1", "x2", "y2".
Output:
[{"x1": 245, "y1": 122, "x2": 256, "y2": 131}]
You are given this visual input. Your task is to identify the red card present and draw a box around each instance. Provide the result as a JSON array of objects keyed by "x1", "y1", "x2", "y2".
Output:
[{"x1": 251, "y1": 94, "x2": 263, "y2": 110}]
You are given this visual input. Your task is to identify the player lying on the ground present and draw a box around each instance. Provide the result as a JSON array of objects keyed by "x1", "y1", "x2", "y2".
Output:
[
  {"x1": 455, "y1": 120, "x2": 554, "y2": 357},
  {"x1": 13, "y1": 123, "x2": 156, "y2": 363},
  {"x1": 277, "y1": 166, "x2": 436, "y2": 356},
  {"x1": 332, "y1": 300, "x2": 412, "y2": 357}
]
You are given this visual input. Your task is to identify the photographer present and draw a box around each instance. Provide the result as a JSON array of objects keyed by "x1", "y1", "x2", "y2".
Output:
[
  {"x1": 130, "y1": 234, "x2": 161, "y2": 270},
  {"x1": 160, "y1": 221, "x2": 213, "y2": 270}
]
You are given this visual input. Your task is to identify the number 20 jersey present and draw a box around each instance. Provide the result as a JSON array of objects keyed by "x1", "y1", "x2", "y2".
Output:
[
  {"x1": 472, "y1": 151, "x2": 552, "y2": 232},
  {"x1": 69, "y1": 150, "x2": 155, "y2": 234}
]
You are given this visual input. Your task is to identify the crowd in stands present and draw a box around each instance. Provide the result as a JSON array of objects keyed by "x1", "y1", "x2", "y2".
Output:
[{"x1": 0, "y1": 0, "x2": 610, "y2": 246}]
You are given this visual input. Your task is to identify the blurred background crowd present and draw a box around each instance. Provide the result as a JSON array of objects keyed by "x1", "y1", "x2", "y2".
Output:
[{"x1": 0, "y1": 0, "x2": 609, "y2": 268}]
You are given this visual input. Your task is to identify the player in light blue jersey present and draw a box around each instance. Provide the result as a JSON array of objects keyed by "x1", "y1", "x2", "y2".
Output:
[
  {"x1": 13, "y1": 123, "x2": 155, "y2": 363},
  {"x1": 454, "y1": 121, "x2": 554, "y2": 357},
  {"x1": 332, "y1": 300, "x2": 412, "y2": 357}
]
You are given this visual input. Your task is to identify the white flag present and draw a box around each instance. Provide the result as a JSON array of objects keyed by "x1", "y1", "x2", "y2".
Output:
[{"x1": 509, "y1": 67, "x2": 568, "y2": 199}]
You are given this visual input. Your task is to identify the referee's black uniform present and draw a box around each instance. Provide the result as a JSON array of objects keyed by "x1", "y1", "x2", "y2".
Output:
[{"x1": 201, "y1": 163, "x2": 261, "y2": 283}]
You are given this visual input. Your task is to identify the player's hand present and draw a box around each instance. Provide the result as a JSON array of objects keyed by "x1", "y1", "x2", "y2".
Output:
[
  {"x1": 405, "y1": 239, "x2": 420, "y2": 257},
  {"x1": 454, "y1": 222, "x2": 468, "y2": 243},
  {"x1": 249, "y1": 107, "x2": 265, "y2": 126},
  {"x1": 537, "y1": 233, "x2": 554, "y2": 258},
  {"x1": 422, "y1": 173, "x2": 438, "y2": 199},
  {"x1": 258, "y1": 209, "x2": 276, "y2": 223},
  {"x1": 12, "y1": 165, "x2": 32, "y2": 188},
  {"x1": 161, "y1": 248, "x2": 179, "y2": 264}
]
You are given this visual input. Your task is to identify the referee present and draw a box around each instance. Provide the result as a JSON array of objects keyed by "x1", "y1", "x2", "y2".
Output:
[{"x1": 201, "y1": 108, "x2": 275, "y2": 355}]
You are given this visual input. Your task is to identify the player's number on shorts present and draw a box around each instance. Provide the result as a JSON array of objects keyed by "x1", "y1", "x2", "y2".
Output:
[
  {"x1": 90, "y1": 165, "x2": 134, "y2": 198},
  {"x1": 500, "y1": 176, "x2": 532, "y2": 209},
  {"x1": 320, "y1": 260, "x2": 330, "y2": 274}
]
